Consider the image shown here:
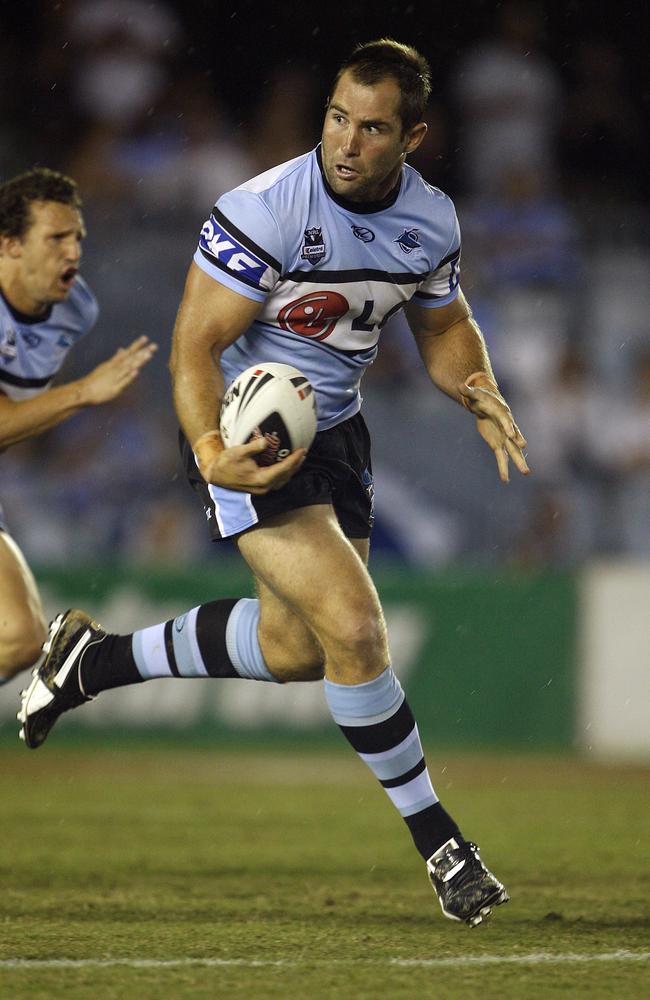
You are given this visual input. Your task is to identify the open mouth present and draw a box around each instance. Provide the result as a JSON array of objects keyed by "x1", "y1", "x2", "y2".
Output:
[
  {"x1": 59, "y1": 267, "x2": 78, "y2": 289},
  {"x1": 335, "y1": 164, "x2": 359, "y2": 179}
]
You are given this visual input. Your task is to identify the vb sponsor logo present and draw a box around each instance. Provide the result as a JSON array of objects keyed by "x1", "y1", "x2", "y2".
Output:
[{"x1": 200, "y1": 217, "x2": 265, "y2": 282}]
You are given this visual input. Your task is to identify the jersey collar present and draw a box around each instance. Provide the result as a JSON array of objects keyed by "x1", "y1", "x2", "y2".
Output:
[
  {"x1": 0, "y1": 287, "x2": 53, "y2": 325},
  {"x1": 316, "y1": 145, "x2": 402, "y2": 215}
]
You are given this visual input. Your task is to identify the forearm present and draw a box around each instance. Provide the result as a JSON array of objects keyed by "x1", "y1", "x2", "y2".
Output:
[
  {"x1": 0, "y1": 380, "x2": 91, "y2": 449},
  {"x1": 171, "y1": 344, "x2": 225, "y2": 451},
  {"x1": 169, "y1": 263, "x2": 263, "y2": 470},
  {"x1": 416, "y1": 310, "x2": 497, "y2": 403}
]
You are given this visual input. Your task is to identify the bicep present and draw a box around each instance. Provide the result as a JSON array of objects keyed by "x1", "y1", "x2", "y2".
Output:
[{"x1": 171, "y1": 262, "x2": 263, "y2": 362}]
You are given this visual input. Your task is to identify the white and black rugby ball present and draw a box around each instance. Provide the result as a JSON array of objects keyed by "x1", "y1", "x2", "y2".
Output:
[{"x1": 220, "y1": 363, "x2": 317, "y2": 466}]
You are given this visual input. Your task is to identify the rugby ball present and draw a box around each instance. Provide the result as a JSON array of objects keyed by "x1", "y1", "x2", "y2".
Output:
[{"x1": 220, "y1": 363, "x2": 317, "y2": 466}]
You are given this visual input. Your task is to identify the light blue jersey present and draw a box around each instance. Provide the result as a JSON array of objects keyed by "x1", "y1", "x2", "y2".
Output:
[
  {"x1": 0, "y1": 275, "x2": 98, "y2": 531},
  {"x1": 194, "y1": 146, "x2": 461, "y2": 429},
  {"x1": 0, "y1": 276, "x2": 99, "y2": 401}
]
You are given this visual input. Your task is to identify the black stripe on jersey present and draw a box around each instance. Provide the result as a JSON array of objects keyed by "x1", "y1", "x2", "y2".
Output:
[
  {"x1": 413, "y1": 289, "x2": 450, "y2": 300},
  {"x1": 438, "y1": 246, "x2": 461, "y2": 268},
  {"x1": 0, "y1": 369, "x2": 52, "y2": 389},
  {"x1": 163, "y1": 620, "x2": 181, "y2": 677},
  {"x1": 338, "y1": 699, "x2": 415, "y2": 754},
  {"x1": 198, "y1": 247, "x2": 265, "y2": 291},
  {"x1": 213, "y1": 208, "x2": 282, "y2": 272},
  {"x1": 282, "y1": 267, "x2": 429, "y2": 285},
  {"x1": 277, "y1": 325, "x2": 377, "y2": 363},
  {"x1": 380, "y1": 756, "x2": 426, "y2": 789}
]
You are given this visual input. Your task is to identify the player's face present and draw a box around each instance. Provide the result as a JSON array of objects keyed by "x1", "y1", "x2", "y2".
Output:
[
  {"x1": 321, "y1": 70, "x2": 427, "y2": 203},
  {"x1": 13, "y1": 201, "x2": 85, "y2": 314}
]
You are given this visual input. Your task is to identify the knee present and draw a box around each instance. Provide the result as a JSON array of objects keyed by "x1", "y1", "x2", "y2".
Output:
[
  {"x1": 259, "y1": 617, "x2": 325, "y2": 683},
  {"x1": 0, "y1": 612, "x2": 47, "y2": 679},
  {"x1": 325, "y1": 609, "x2": 387, "y2": 669}
]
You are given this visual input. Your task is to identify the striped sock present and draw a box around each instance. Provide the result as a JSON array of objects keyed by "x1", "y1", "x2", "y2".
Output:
[
  {"x1": 82, "y1": 598, "x2": 279, "y2": 695},
  {"x1": 324, "y1": 666, "x2": 460, "y2": 859}
]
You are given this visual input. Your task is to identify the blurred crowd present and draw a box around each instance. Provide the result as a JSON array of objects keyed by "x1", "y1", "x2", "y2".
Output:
[{"x1": 1, "y1": 0, "x2": 648, "y2": 570}]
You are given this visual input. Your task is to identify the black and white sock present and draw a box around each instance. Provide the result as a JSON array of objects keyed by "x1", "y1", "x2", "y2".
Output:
[
  {"x1": 324, "y1": 665, "x2": 461, "y2": 860},
  {"x1": 81, "y1": 598, "x2": 279, "y2": 695}
]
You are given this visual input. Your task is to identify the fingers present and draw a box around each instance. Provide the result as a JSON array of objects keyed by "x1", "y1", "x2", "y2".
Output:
[
  {"x1": 495, "y1": 446, "x2": 510, "y2": 483},
  {"x1": 253, "y1": 448, "x2": 306, "y2": 492},
  {"x1": 123, "y1": 335, "x2": 156, "y2": 354},
  {"x1": 506, "y1": 436, "x2": 530, "y2": 476},
  {"x1": 111, "y1": 337, "x2": 157, "y2": 370},
  {"x1": 206, "y1": 444, "x2": 306, "y2": 494},
  {"x1": 238, "y1": 437, "x2": 270, "y2": 457},
  {"x1": 492, "y1": 437, "x2": 530, "y2": 484}
]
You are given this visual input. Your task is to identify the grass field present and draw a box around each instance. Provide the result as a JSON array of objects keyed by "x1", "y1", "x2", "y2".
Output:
[{"x1": 0, "y1": 744, "x2": 648, "y2": 999}]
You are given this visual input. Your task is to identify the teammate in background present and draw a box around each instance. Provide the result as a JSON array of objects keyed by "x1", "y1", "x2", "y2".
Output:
[
  {"x1": 0, "y1": 168, "x2": 156, "y2": 684},
  {"x1": 19, "y1": 43, "x2": 529, "y2": 927}
]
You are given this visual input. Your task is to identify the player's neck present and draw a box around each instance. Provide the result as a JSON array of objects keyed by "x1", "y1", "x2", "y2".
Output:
[{"x1": 0, "y1": 272, "x2": 50, "y2": 320}]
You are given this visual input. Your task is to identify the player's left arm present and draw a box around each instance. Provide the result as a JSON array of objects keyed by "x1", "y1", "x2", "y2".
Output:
[{"x1": 405, "y1": 290, "x2": 529, "y2": 482}]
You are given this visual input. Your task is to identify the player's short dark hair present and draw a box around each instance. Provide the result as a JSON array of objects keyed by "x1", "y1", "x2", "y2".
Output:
[
  {"x1": 331, "y1": 38, "x2": 431, "y2": 132},
  {"x1": 0, "y1": 167, "x2": 81, "y2": 238}
]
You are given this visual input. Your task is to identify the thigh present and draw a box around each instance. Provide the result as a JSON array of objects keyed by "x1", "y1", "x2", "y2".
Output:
[
  {"x1": 251, "y1": 533, "x2": 370, "y2": 682},
  {"x1": 237, "y1": 505, "x2": 388, "y2": 681},
  {"x1": 0, "y1": 531, "x2": 47, "y2": 658}
]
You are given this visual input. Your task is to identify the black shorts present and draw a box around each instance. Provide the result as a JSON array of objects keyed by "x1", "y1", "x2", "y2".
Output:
[{"x1": 180, "y1": 411, "x2": 375, "y2": 541}]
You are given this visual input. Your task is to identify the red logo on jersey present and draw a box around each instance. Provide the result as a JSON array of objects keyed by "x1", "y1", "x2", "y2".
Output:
[{"x1": 277, "y1": 291, "x2": 349, "y2": 340}]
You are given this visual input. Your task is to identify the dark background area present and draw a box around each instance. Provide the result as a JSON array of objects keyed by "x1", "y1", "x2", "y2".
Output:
[{"x1": 0, "y1": 0, "x2": 648, "y2": 201}]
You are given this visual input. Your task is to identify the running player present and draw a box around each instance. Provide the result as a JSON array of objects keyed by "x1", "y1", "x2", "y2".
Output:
[
  {"x1": 19, "y1": 43, "x2": 528, "y2": 927},
  {"x1": 0, "y1": 168, "x2": 156, "y2": 683}
]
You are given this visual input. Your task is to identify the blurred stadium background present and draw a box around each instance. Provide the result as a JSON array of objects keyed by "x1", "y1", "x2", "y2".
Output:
[{"x1": 0, "y1": 0, "x2": 649, "y2": 760}]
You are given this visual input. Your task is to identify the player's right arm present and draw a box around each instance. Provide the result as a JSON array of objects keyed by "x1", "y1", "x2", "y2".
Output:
[
  {"x1": 0, "y1": 336, "x2": 156, "y2": 450},
  {"x1": 170, "y1": 262, "x2": 305, "y2": 495}
]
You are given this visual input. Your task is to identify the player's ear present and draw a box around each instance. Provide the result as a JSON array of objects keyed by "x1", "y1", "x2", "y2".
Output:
[
  {"x1": 403, "y1": 121, "x2": 427, "y2": 156},
  {"x1": 0, "y1": 235, "x2": 23, "y2": 258}
]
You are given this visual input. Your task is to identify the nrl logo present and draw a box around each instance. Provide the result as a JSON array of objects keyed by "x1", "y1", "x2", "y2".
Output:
[
  {"x1": 394, "y1": 228, "x2": 421, "y2": 254},
  {"x1": 0, "y1": 326, "x2": 17, "y2": 360},
  {"x1": 301, "y1": 226, "x2": 326, "y2": 265}
]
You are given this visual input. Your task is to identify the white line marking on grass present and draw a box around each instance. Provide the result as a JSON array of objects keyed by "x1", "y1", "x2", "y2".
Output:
[
  {"x1": 0, "y1": 952, "x2": 649, "y2": 970},
  {"x1": 392, "y1": 951, "x2": 650, "y2": 967}
]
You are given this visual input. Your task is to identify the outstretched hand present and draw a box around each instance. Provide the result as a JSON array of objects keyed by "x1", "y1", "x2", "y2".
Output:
[
  {"x1": 196, "y1": 433, "x2": 306, "y2": 495},
  {"x1": 81, "y1": 336, "x2": 158, "y2": 405},
  {"x1": 459, "y1": 381, "x2": 529, "y2": 482}
]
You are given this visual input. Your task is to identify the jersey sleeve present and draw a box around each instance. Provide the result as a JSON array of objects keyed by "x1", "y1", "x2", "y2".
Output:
[
  {"x1": 193, "y1": 188, "x2": 284, "y2": 303},
  {"x1": 412, "y1": 205, "x2": 461, "y2": 309}
]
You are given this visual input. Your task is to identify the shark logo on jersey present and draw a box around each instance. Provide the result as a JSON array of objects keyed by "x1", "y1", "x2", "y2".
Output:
[
  {"x1": 394, "y1": 228, "x2": 421, "y2": 254},
  {"x1": 200, "y1": 216, "x2": 266, "y2": 286},
  {"x1": 351, "y1": 226, "x2": 375, "y2": 243},
  {"x1": 0, "y1": 326, "x2": 17, "y2": 360},
  {"x1": 23, "y1": 332, "x2": 42, "y2": 349},
  {"x1": 300, "y1": 227, "x2": 326, "y2": 265}
]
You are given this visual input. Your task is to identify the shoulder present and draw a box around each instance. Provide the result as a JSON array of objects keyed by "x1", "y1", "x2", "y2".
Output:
[
  {"x1": 217, "y1": 150, "x2": 315, "y2": 228},
  {"x1": 65, "y1": 275, "x2": 100, "y2": 332},
  {"x1": 236, "y1": 150, "x2": 313, "y2": 198},
  {"x1": 208, "y1": 150, "x2": 317, "y2": 271},
  {"x1": 402, "y1": 166, "x2": 458, "y2": 218},
  {"x1": 400, "y1": 167, "x2": 460, "y2": 254}
]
